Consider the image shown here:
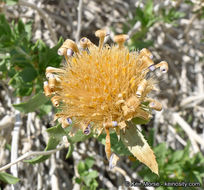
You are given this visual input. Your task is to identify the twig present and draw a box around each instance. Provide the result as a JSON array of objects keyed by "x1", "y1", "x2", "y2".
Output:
[
  {"x1": 10, "y1": 98, "x2": 22, "y2": 178},
  {"x1": 50, "y1": 155, "x2": 59, "y2": 190},
  {"x1": 180, "y1": 62, "x2": 188, "y2": 95},
  {"x1": 37, "y1": 164, "x2": 43, "y2": 190},
  {"x1": 120, "y1": 161, "x2": 137, "y2": 179},
  {"x1": 18, "y1": 0, "x2": 58, "y2": 44},
  {"x1": 45, "y1": 11, "x2": 69, "y2": 28},
  {"x1": 98, "y1": 173, "x2": 117, "y2": 190},
  {"x1": 0, "y1": 144, "x2": 65, "y2": 172},
  {"x1": 172, "y1": 113, "x2": 204, "y2": 148},
  {"x1": 168, "y1": 125, "x2": 187, "y2": 146},
  {"x1": 195, "y1": 62, "x2": 204, "y2": 94},
  {"x1": 127, "y1": 21, "x2": 141, "y2": 38},
  {"x1": 153, "y1": 111, "x2": 161, "y2": 146},
  {"x1": 175, "y1": 0, "x2": 183, "y2": 8},
  {"x1": 75, "y1": 0, "x2": 83, "y2": 43},
  {"x1": 57, "y1": 169, "x2": 73, "y2": 189},
  {"x1": 0, "y1": 115, "x2": 14, "y2": 130},
  {"x1": 113, "y1": 166, "x2": 131, "y2": 182},
  {"x1": 10, "y1": 98, "x2": 22, "y2": 190},
  {"x1": 99, "y1": 143, "x2": 105, "y2": 188},
  {"x1": 180, "y1": 95, "x2": 204, "y2": 108},
  {"x1": 184, "y1": 12, "x2": 199, "y2": 38},
  {"x1": 61, "y1": 0, "x2": 74, "y2": 34}
]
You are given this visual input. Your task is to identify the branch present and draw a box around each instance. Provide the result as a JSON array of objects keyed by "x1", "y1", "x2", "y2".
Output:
[
  {"x1": 0, "y1": 144, "x2": 65, "y2": 172},
  {"x1": 127, "y1": 21, "x2": 141, "y2": 38},
  {"x1": 10, "y1": 98, "x2": 22, "y2": 178},
  {"x1": 18, "y1": 0, "x2": 58, "y2": 44},
  {"x1": 184, "y1": 12, "x2": 199, "y2": 36},
  {"x1": 172, "y1": 113, "x2": 204, "y2": 149},
  {"x1": 168, "y1": 125, "x2": 187, "y2": 146},
  {"x1": 75, "y1": 0, "x2": 83, "y2": 43}
]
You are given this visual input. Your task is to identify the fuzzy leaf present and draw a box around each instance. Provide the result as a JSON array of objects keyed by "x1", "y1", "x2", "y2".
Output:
[
  {"x1": 132, "y1": 117, "x2": 150, "y2": 125},
  {"x1": 13, "y1": 92, "x2": 49, "y2": 113},
  {"x1": 25, "y1": 136, "x2": 60, "y2": 164},
  {"x1": 19, "y1": 67, "x2": 37, "y2": 82},
  {"x1": 66, "y1": 143, "x2": 74, "y2": 159},
  {"x1": 5, "y1": 0, "x2": 19, "y2": 6},
  {"x1": 0, "y1": 172, "x2": 19, "y2": 184},
  {"x1": 46, "y1": 123, "x2": 66, "y2": 141},
  {"x1": 83, "y1": 171, "x2": 98, "y2": 186},
  {"x1": 85, "y1": 157, "x2": 95, "y2": 169},
  {"x1": 25, "y1": 124, "x2": 65, "y2": 164},
  {"x1": 68, "y1": 130, "x2": 92, "y2": 143},
  {"x1": 121, "y1": 122, "x2": 158, "y2": 175},
  {"x1": 77, "y1": 162, "x2": 86, "y2": 175}
]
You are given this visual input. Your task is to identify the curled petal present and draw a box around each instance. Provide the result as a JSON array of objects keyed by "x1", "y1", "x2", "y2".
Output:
[
  {"x1": 139, "y1": 48, "x2": 153, "y2": 59},
  {"x1": 58, "y1": 47, "x2": 66, "y2": 56},
  {"x1": 114, "y1": 34, "x2": 129, "y2": 49},
  {"x1": 136, "y1": 79, "x2": 147, "y2": 97},
  {"x1": 115, "y1": 99, "x2": 125, "y2": 105},
  {"x1": 51, "y1": 96, "x2": 60, "y2": 107},
  {"x1": 43, "y1": 81, "x2": 52, "y2": 97},
  {"x1": 67, "y1": 48, "x2": 74, "y2": 57},
  {"x1": 67, "y1": 118, "x2": 72, "y2": 124},
  {"x1": 155, "y1": 61, "x2": 168, "y2": 73},
  {"x1": 83, "y1": 124, "x2": 91, "y2": 135},
  {"x1": 141, "y1": 56, "x2": 154, "y2": 69},
  {"x1": 103, "y1": 121, "x2": 118, "y2": 128},
  {"x1": 46, "y1": 67, "x2": 65, "y2": 75},
  {"x1": 95, "y1": 29, "x2": 107, "y2": 38},
  {"x1": 60, "y1": 117, "x2": 72, "y2": 128},
  {"x1": 109, "y1": 153, "x2": 119, "y2": 169},
  {"x1": 48, "y1": 74, "x2": 56, "y2": 90},
  {"x1": 80, "y1": 37, "x2": 95, "y2": 49},
  {"x1": 95, "y1": 29, "x2": 107, "y2": 50},
  {"x1": 148, "y1": 65, "x2": 155, "y2": 71},
  {"x1": 60, "y1": 39, "x2": 79, "y2": 53},
  {"x1": 149, "y1": 100, "x2": 162, "y2": 111},
  {"x1": 112, "y1": 121, "x2": 118, "y2": 127}
]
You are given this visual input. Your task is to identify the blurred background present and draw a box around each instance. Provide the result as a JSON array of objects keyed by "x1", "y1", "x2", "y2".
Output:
[{"x1": 0, "y1": 0, "x2": 204, "y2": 189}]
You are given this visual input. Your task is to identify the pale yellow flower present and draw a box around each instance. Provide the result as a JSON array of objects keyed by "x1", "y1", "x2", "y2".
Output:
[{"x1": 44, "y1": 29, "x2": 168, "y2": 168}]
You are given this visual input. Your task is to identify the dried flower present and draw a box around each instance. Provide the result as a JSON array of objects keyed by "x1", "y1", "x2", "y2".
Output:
[{"x1": 44, "y1": 29, "x2": 168, "y2": 174}]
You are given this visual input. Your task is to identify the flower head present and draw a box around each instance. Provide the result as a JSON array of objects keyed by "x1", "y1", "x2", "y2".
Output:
[{"x1": 44, "y1": 29, "x2": 168, "y2": 172}]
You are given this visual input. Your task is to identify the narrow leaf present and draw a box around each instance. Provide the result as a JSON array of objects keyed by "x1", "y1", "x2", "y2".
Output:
[
  {"x1": 144, "y1": 0, "x2": 153, "y2": 16},
  {"x1": 19, "y1": 67, "x2": 37, "y2": 82},
  {"x1": 132, "y1": 117, "x2": 150, "y2": 125},
  {"x1": 46, "y1": 123, "x2": 66, "y2": 141},
  {"x1": 121, "y1": 121, "x2": 158, "y2": 175},
  {"x1": 0, "y1": 172, "x2": 19, "y2": 184},
  {"x1": 13, "y1": 92, "x2": 48, "y2": 113},
  {"x1": 5, "y1": 0, "x2": 19, "y2": 6},
  {"x1": 25, "y1": 136, "x2": 60, "y2": 164},
  {"x1": 25, "y1": 124, "x2": 64, "y2": 164},
  {"x1": 66, "y1": 143, "x2": 74, "y2": 159},
  {"x1": 77, "y1": 162, "x2": 86, "y2": 175}
]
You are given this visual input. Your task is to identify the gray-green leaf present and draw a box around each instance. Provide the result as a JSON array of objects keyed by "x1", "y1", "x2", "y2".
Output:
[
  {"x1": 0, "y1": 172, "x2": 20, "y2": 184},
  {"x1": 13, "y1": 92, "x2": 48, "y2": 113}
]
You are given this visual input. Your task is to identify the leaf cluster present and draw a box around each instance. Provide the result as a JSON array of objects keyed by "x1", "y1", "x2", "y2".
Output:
[
  {"x1": 123, "y1": 0, "x2": 185, "y2": 49},
  {"x1": 75, "y1": 157, "x2": 99, "y2": 190},
  {"x1": 0, "y1": 14, "x2": 62, "y2": 98}
]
